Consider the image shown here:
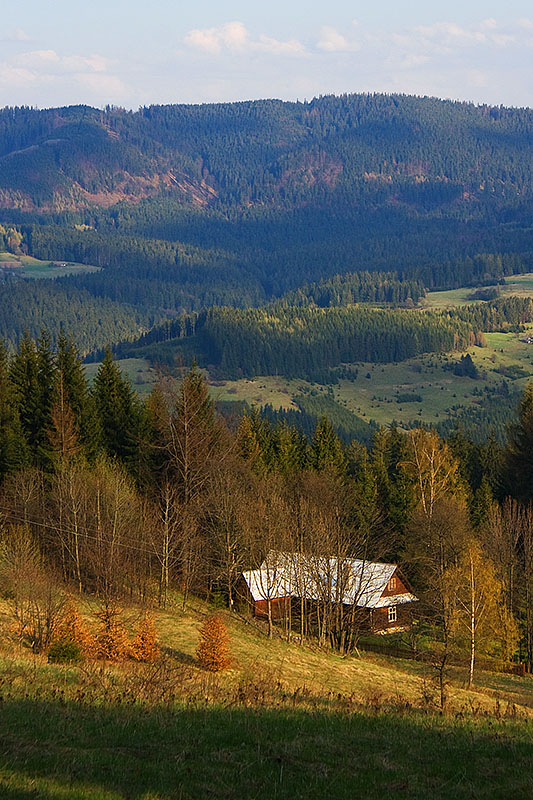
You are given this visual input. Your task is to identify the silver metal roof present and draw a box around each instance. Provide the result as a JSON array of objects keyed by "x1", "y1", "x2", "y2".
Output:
[{"x1": 241, "y1": 552, "x2": 417, "y2": 609}]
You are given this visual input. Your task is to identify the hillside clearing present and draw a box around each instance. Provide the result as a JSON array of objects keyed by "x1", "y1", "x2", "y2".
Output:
[
  {"x1": 208, "y1": 329, "x2": 533, "y2": 432},
  {"x1": 0, "y1": 595, "x2": 532, "y2": 799},
  {"x1": 426, "y1": 272, "x2": 533, "y2": 309},
  {"x1": 0, "y1": 251, "x2": 100, "y2": 279}
]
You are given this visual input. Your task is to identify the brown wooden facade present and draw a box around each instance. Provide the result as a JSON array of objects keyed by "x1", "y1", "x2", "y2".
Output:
[{"x1": 237, "y1": 566, "x2": 417, "y2": 634}]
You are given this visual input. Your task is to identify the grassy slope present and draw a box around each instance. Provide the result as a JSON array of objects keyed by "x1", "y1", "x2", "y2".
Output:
[
  {"x1": 84, "y1": 358, "x2": 157, "y2": 398},
  {"x1": 198, "y1": 275, "x2": 533, "y2": 430},
  {"x1": 0, "y1": 595, "x2": 532, "y2": 799},
  {"x1": 207, "y1": 329, "x2": 533, "y2": 430},
  {"x1": 0, "y1": 251, "x2": 100, "y2": 279},
  {"x1": 425, "y1": 272, "x2": 533, "y2": 309},
  {"x1": 97, "y1": 332, "x2": 533, "y2": 431}
]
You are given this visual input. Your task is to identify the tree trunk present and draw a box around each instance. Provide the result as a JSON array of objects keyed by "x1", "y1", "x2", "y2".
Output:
[{"x1": 468, "y1": 553, "x2": 475, "y2": 688}]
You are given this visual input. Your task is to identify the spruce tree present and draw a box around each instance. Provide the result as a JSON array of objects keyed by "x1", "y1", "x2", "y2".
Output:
[
  {"x1": 312, "y1": 416, "x2": 345, "y2": 472},
  {"x1": 9, "y1": 333, "x2": 55, "y2": 465},
  {"x1": 0, "y1": 342, "x2": 29, "y2": 478},
  {"x1": 91, "y1": 348, "x2": 142, "y2": 469},
  {"x1": 168, "y1": 365, "x2": 226, "y2": 503},
  {"x1": 506, "y1": 382, "x2": 533, "y2": 502},
  {"x1": 56, "y1": 331, "x2": 98, "y2": 459}
]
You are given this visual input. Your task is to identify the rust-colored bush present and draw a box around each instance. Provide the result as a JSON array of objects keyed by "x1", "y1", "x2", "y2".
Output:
[
  {"x1": 196, "y1": 614, "x2": 231, "y2": 672},
  {"x1": 131, "y1": 613, "x2": 159, "y2": 662},
  {"x1": 55, "y1": 599, "x2": 94, "y2": 654},
  {"x1": 94, "y1": 603, "x2": 130, "y2": 661}
]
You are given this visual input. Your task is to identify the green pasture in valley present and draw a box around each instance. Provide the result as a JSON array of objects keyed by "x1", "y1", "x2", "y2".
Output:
[
  {"x1": 426, "y1": 272, "x2": 533, "y2": 308},
  {"x1": 84, "y1": 358, "x2": 158, "y2": 397},
  {"x1": 0, "y1": 251, "x2": 100, "y2": 279},
  {"x1": 211, "y1": 329, "x2": 533, "y2": 432}
]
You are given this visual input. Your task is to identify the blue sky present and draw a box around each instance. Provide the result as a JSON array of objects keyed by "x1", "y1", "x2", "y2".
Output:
[{"x1": 1, "y1": 1, "x2": 532, "y2": 108}]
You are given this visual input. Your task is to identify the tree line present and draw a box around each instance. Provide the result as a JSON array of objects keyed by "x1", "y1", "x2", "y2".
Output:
[{"x1": 118, "y1": 298, "x2": 533, "y2": 382}]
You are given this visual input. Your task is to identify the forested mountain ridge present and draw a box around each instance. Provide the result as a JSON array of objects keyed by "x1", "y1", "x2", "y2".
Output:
[
  {"x1": 0, "y1": 93, "x2": 531, "y2": 357},
  {"x1": 0, "y1": 95, "x2": 531, "y2": 213}
]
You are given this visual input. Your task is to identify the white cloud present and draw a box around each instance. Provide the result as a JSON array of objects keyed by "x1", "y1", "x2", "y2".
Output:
[
  {"x1": 16, "y1": 50, "x2": 61, "y2": 68},
  {"x1": 395, "y1": 54, "x2": 430, "y2": 70},
  {"x1": 0, "y1": 65, "x2": 37, "y2": 88},
  {"x1": 317, "y1": 27, "x2": 352, "y2": 53},
  {"x1": 256, "y1": 35, "x2": 306, "y2": 56},
  {"x1": 415, "y1": 22, "x2": 487, "y2": 44},
  {"x1": 14, "y1": 50, "x2": 113, "y2": 74},
  {"x1": 184, "y1": 21, "x2": 306, "y2": 57},
  {"x1": 62, "y1": 55, "x2": 110, "y2": 73},
  {"x1": 183, "y1": 28, "x2": 220, "y2": 55},
  {"x1": 412, "y1": 19, "x2": 528, "y2": 49},
  {"x1": 75, "y1": 73, "x2": 128, "y2": 97},
  {"x1": 2, "y1": 28, "x2": 31, "y2": 43},
  {"x1": 0, "y1": 47, "x2": 128, "y2": 105}
]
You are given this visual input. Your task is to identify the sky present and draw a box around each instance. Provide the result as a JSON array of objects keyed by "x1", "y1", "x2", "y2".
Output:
[{"x1": 1, "y1": 1, "x2": 532, "y2": 109}]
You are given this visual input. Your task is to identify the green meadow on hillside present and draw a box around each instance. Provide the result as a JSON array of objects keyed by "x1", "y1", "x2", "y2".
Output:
[
  {"x1": 0, "y1": 251, "x2": 100, "y2": 279},
  {"x1": 90, "y1": 327, "x2": 533, "y2": 438},
  {"x1": 204, "y1": 329, "x2": 533, "y2": 433},
  {"x1": 84, "y1": 357, "x2": 157, "y2": 397},
  {"x1": 0, "y1": 594, "x2": 532, "y2": 799},
  {"x1": 425, "y1": 273, "x2": 533, "y2": 309}
]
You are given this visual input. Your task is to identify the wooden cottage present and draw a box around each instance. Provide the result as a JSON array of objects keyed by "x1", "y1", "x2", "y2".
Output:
[{"x1": 238, "y1": 552, "x2": 418, "y2": 633}]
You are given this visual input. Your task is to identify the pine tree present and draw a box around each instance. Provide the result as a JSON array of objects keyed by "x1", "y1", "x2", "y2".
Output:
[
  {"x1": 48, "y1": 373, "x2": 81, "y2": 463},
  {"x1": 505, "y1": 382, "x2": 533, "y2": 502},
  {"x1": 312, "y1": 416, "x2": 345, "y2": 472},
  {"x1": 56, "y1": 331, "x2": 98, "y2": 460},
  {"x1": 0, "y1": 341, "x2": 29, "y2": 478},
  {"x1": 9, "y1": 334, "x2": 41, "y2": 456},
  {"x1": 196, "y1": 614, "x2": 231, "y2": 671},
  {"x1": 91, "y1": 348, "x2": 141, "y2": 469}
]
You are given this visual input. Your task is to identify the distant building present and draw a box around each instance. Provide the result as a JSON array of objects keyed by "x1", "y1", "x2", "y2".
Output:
[{"x1": 238, "y1": 552, "x2": 418, "y2": 633}]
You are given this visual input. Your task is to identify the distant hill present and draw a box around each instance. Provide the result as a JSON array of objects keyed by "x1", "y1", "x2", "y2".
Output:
[
  {"x1": 0, "y1": 95, "x2": 531, "y2": 215},
  {"x1": 0, "y1": 94, "x2": 531, "y2": 353}
]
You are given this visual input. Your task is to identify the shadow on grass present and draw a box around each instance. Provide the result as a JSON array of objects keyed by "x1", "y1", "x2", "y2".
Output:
[
  {"x1": 0, "y1": 698, "x2": 532, "y2": 799},
  {"x1": 160, "y1": 645, "x2": 196, "y2": 666}
]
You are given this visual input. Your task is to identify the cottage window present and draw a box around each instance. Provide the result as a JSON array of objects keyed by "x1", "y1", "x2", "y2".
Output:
[
  {"x1": 388, "y1": 606, "x2": 397, "y2": 623},
  {"x1": 389, "y1": 576, "x2": 397, "y2": 591}
]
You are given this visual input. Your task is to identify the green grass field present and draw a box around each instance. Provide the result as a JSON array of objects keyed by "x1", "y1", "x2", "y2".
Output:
[
  {"x1": 0, "y1": 594, "x2": 532, "y2": 799},
  {"x1": 106, "y1": 336, "x2": 533, "y2": 432},
  {"x1": 85, "y1": 275, "x2": 533, "y2": 434},
  {"x1": 84, "y1": 358, "x2": 158, "y2": 397},
  {"x1": 333, "y1": 330, "x2": 533, "y2": 427},
  {"x1": 206, "y1": 329, "x2": 533, "y2": 431},
  {"x1": 0, "y1": 251, "x2": 100, "y2": 279},
  {"x1": 207, "y1": 376, "x2": 302, "y2": 410},
  {"x1": 426, "y1": 272, "x2": 533, "y2": 308}
]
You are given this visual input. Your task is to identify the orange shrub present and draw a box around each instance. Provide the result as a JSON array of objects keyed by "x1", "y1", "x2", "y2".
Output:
[
  {"x1": 196, "y1": 614, "x2": 231, "y2": 672},
  {"x1": 131, "y1": 613, "x2": 159, "y2": 662},
  {"x1": 94, "y1": 603, "x2": 130, "y2": 662},
  {"x1": 56, "y1": 599, "x2": 94, "y2": 654}
]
